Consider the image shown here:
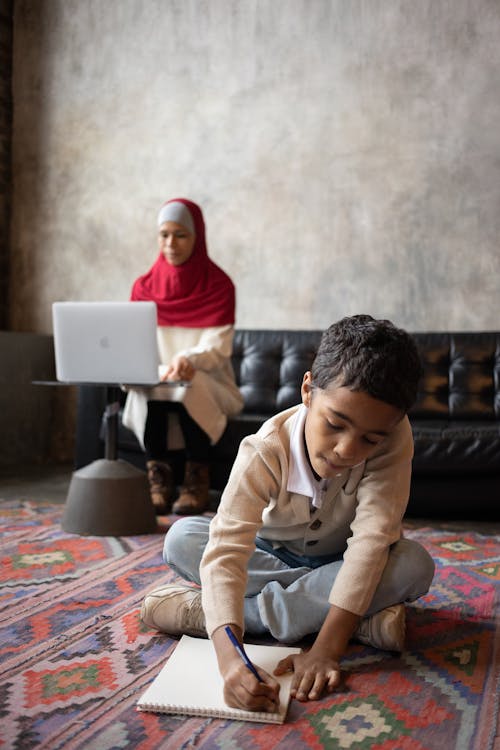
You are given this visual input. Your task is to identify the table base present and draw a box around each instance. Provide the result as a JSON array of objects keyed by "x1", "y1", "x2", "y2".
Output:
[{"x1": 62, "y1": 458, "x2": 157, "y2": 536}]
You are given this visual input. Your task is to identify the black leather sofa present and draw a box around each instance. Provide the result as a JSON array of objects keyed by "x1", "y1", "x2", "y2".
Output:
[{"x1": 75, "y1": 330, "x2": 500, "y2": 519}]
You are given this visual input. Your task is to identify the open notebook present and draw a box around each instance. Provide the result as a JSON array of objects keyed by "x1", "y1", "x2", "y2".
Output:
[{"x1": 137, "y1": 635, "x2": 301, "y2": 724}]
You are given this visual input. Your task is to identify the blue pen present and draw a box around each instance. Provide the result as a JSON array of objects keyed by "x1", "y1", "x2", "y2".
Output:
[{"x1": 224, "y1": 625, "x2": 263, "y2": 682}]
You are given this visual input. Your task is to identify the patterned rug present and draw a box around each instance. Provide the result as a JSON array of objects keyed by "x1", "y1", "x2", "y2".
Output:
[{"x1": 0, "y1": 500, "x2": 499, "y2": 750}]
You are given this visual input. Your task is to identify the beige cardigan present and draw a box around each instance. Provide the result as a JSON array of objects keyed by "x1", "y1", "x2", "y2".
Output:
[
  {"x1": 122, "y1": 324, "x2": 243, "y2": 448},
  {"x1": 200, "y1": 405, "x2": 413, "y2": 637}
]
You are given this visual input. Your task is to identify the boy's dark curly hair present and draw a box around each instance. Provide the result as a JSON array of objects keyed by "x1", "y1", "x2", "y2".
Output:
[{"x1": 311, "y1": 314, "x2": 423, "y2": 412}]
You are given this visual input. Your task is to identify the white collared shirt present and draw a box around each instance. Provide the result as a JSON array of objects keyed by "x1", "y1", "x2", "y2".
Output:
[{"x1": 287, "y1": 404, "x2": 330, "y2": 509}]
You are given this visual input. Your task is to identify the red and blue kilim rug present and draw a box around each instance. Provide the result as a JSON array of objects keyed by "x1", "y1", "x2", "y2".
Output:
[{"x1": 0, "y1": 500, "x2": 499, "y2": 749}]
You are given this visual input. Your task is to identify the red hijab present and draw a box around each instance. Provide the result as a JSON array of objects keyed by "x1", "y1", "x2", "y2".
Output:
[{"x1": 131, "y1": 198, "x2": 235, "y2": 327}]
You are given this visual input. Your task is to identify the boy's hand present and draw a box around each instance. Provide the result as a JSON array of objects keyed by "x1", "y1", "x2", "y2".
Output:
[
  {"x1": 274, "y1": 647, "x2": 342, "y2": 701},
  {"x1": 212, "y1": 624, "x2": 280, "y2": 713},
  {"x1": 221, "y1": 656, "x2": 280, "y2": 713},
  {"x1": 276, "y1": 602, "x2": 359, "y2": 701}
]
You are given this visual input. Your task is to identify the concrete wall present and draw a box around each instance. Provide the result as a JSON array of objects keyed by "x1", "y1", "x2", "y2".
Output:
[{"x1": 9, "y1": 0, "x2": 500, "y2": 336}]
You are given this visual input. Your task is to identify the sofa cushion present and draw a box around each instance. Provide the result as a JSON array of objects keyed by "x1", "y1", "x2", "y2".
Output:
[
  {"x1": 214, "y1": 413, "x2": 268, "y2": 455},
  {"x1": 412, "y1": 420, "x2": 500, "y2": 473}
]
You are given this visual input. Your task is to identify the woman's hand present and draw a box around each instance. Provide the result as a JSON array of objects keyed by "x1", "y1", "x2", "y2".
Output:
[
  {"x1": 162, "y1": 355, "x2": 195, "y2": 382},
  {"x1": 274, "y1": 645, "x2": 342, "y2": 702}
]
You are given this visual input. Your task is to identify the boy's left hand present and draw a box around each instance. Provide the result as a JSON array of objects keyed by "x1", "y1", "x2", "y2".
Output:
[{"x1": 274, "y1": 646, "x2": 342, "y2": 702}]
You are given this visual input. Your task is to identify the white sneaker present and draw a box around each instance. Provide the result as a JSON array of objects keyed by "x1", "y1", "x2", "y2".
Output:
[
  {"x1": 140, "y1": 584, "x2": 207, "y2": 637},
  {"x1": 355, "y1": 604, "x2": 406, "y2": 651}
]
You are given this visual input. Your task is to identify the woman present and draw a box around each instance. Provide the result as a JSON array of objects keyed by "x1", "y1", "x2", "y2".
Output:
[{"x1": 123, "y1": 198, "x2": 243, "y2": 515}]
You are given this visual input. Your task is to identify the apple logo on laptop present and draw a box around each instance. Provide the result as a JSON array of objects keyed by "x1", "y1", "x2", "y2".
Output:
[{"x1": 99, "y1": 335, "x2": 110, "y2": 349}]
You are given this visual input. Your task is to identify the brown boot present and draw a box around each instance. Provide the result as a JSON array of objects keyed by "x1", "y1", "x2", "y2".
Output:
[
  {"x1": 172, "y1": 461, "x2": 210, "y2": 515},
  {"x1": 146, "y1": 460, "x2": 174, "y2": 514}
]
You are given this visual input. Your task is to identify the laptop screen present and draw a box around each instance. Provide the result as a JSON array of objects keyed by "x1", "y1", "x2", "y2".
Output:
[{"x1": 52, "y1": 301, "x2": 160, "y2": 385}]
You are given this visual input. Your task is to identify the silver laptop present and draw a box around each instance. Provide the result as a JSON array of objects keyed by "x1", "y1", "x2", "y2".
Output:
[{"x1": 52, "y1": 301, "x2": 160, "y2": 385}]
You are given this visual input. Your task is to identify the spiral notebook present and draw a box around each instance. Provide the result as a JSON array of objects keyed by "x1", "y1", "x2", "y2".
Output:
[{"x1": 137, "y1": 635, "x2": 301, "y2": 724}]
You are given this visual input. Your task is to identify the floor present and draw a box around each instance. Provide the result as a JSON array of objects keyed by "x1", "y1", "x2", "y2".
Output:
[
  {"x1": 0, "y1": 464, "x2": 499, "y2": 535},
  {"x1": 0, "y1": 463, "x2": 73, "y2": 504}
]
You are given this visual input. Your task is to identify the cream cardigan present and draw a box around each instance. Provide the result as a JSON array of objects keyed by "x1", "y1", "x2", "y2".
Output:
[
  {"x1": 200, "y1": 405, "x2": 413, "y2": 637},
  {"x1": 122, "y1": 324, "x2": 243, "y2": 448}
]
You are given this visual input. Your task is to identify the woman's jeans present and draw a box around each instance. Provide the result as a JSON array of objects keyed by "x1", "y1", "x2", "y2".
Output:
[{"x1": 163, "y1": 516, "x2": 435, "y2": 642}]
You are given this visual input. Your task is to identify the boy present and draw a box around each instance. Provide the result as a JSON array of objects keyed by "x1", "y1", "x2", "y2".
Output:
[{"x1": 141, "y1": 315, "x2": 435, "y2": 713}]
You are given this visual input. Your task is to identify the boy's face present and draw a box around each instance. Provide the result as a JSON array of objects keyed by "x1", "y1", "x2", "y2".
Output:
[{"x1": 301, "y1": 372, "x2": 404, "y2": 480}]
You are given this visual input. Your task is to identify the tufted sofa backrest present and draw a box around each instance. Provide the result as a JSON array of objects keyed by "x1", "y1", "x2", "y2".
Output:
[
  {"x1": 232, "y1": 330, "x2": 322, "y2": 414},
  {"x1": 411, "y1": 332, "x2": 500, "y2": 420},
  {"x1": 231, "y1": 330, "x2": 500, "y2": 420}
]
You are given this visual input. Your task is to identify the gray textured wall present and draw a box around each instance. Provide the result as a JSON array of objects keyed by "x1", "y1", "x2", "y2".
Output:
[{"x1": 10, "y1": 0, "x2": 500, "y2": 334}]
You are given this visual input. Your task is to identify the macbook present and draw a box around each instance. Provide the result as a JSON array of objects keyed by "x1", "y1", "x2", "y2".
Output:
[{"x1": 52, "y1": 301, "x2": 160, "y2": 385}]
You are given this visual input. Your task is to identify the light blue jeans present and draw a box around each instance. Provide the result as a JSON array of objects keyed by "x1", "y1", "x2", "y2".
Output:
[{"x1": 163, "y1": 516, "x2": 435, "y2": 642}]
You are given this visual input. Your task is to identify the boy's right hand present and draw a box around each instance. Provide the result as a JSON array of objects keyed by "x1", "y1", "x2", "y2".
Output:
[
  {"x1": 222, "y1": 655, "x2": 280, "y2": 712},
  {"x1": 212, "y1": 625, "x2": 280, "y2": 713}
]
